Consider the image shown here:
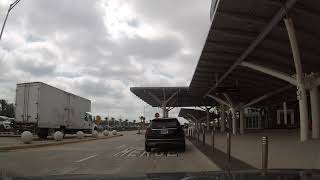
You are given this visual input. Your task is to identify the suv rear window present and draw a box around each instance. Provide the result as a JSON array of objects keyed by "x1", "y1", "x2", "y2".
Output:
[{"x1": 151, "y1": 118, "x2": 180, "y2": 129}]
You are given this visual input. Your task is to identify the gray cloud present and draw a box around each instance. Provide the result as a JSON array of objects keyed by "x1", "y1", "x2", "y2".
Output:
[
  {"x1": 0, "y1": 0, "x2": 211, "y2": 121},
  {"x1": 117, "y1": 35, "x2": 182, "y2": 59}
]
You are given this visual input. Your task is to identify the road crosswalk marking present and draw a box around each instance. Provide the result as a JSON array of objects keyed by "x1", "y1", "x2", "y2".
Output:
[{"x1": 113, "y1": 148, "x2": 182, "y2": 157}]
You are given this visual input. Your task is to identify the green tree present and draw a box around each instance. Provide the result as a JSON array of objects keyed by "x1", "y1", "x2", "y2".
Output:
[{"x1": 0, "y1": 99, "x2": 15, "y2": 118}]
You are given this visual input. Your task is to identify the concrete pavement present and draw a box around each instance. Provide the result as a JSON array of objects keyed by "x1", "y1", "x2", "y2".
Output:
[
  {"x1": 0, "y1": 131, "x2": 219, "y2": 177},
  {"x1": 194, "y1": 129, "x2": 320, "y2": 169}
]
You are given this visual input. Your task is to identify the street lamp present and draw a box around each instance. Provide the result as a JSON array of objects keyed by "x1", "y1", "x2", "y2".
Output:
[{"x1": 0, "y1": 0, "x2": 22, "y2": 41}]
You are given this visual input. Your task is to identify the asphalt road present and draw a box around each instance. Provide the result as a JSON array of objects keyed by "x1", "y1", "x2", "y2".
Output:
[{"x1": 0, "y1": 131, "x2": 219, "y2": 177}]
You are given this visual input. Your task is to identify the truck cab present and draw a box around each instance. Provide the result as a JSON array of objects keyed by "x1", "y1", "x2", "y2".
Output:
[{"x1": 85, "y1": 112, "x2": 98, "y2": 132}]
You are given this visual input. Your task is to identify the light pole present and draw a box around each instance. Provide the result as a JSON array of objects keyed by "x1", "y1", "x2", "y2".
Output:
[{"x1": 0, "y1": 0, "x2": 22, "y2": 41}]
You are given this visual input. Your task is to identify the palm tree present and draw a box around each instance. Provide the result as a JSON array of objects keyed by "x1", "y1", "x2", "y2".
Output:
[
  {"x1": 111, "y1": 117, "x2": 115, "y2": 127},
  {"x1": 124, "y1": 119, "x2": 128, "y2": 127},
  {"x1": 119, "y1": 118, "x2": 122, "y2": 127},
  {"x1": 103, "y1": 117, "x2": 109, "y2": 129}
]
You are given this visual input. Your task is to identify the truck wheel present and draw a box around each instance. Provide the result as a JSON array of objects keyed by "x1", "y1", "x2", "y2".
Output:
[
  {"x1": 0, "y1": 125, "x2": 4, "y2": 131},
  {"x1": 59, "y1": 128, "x2": 66, "y2": 138},
  {"x1": 37, "y1": 129, "x2": 48, "y2": 139}
]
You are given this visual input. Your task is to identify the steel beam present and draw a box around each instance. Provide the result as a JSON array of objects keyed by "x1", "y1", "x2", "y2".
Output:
[
  {"x1": 197, "y1": 106, "x2": 206, "y2": 111},
  {"x1": 216, "y1": 11, "x2": 269, "y2": 26},
  {"x1": 205, "y1": 0, "x2": 298, "y2": 97},
  {"x1": 223, "y1": 93, "x2": 233, "y2": 107},
  {"x1": 242, "y1": 85, "x2": 293, "y2": 108},
  {"x1": 147, "y1": 92, "x2": 162, "y2": 106},
  {"x1": 165, "y1": 90, "x2": 179, "y2": 105},
  {"x1": 168, "y1": 107, "x2": 175, "y2": 112},
  {"x1": 240, "y1": 61, "x2": 297, "y2": 85},
  {"x1": 210, "y1": 27, "x2": 256, "y2": 40},
  {"x1": 207, "y1": 94, "x2": 232, "y2": 108}
]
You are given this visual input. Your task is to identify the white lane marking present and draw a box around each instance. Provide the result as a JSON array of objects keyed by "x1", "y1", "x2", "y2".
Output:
[
  {"x1": 127, "y1": 149, "x2": 144, "y2": 157},
  {"x1": 116, "y1": 145, "x2": 126, "y2": 149},
  {"x1": 140, "y1": 151, "x2": 149, "y2": 157},
  {"x1": 61, "y1": 167, "x2": 79, "y2": 174},
  {"x1": 75, "y1": 154, "x2": 98, "y2": 163}
]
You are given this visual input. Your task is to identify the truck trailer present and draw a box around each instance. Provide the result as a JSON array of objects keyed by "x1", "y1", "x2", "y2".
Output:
[{"x1": 15, "y1": 82, "x2": 95, "y2": 138}]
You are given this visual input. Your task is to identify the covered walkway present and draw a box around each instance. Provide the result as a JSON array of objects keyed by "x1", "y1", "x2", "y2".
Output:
[{"x1": 131, "y1": 0, "x2": 320, "y2": 142}]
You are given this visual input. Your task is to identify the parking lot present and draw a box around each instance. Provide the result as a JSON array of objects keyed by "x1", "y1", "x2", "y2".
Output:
[{"x1": 0, "y1": 131, "x2": 219, "y2": 177}]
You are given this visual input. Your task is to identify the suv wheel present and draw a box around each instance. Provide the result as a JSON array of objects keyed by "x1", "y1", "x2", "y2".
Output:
[
  {"x1": 145, "y1": 144, "x2": 151, "y2": 152},
  {"x1": 180, "y1": 145, "x2": 186, "y2": 152}
]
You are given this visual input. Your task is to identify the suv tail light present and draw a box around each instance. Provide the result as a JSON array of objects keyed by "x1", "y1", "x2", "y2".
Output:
[{"x1": 145, "y1": 127, "x2": 152, "y2": 136}]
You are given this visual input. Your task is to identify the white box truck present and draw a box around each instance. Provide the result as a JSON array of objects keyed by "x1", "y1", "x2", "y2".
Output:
[{"x1": 15, "y1": 82, "x2": 96, "y2": 138}]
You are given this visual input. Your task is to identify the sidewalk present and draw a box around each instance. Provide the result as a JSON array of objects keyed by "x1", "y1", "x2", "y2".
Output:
[{"x1": 192, "y1": 129, "x2": 320, "y2": 169}]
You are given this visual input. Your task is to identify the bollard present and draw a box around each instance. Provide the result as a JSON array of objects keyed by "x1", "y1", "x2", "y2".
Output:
[
  {"x1": 202, "y1": 128, "x2": 206, "y2": 146},
  {"x1": 191, "y1": 128, "x2": 193, "y2": 138},
  {"x1": 227, "y1": 132, "x2": 231, "y2": 161},
  {"x1": 193, "y1": 128, "x2": 195, "y2": 139},
  {"x1": 212, "y1": 129, "x2": 215, "y2": 152},
  {"x1": 197, "y1": 129, "x2": 200, "y2": 143},
  {"x1": 261, "y1": 136, "x2": 268, "y2": 175}
]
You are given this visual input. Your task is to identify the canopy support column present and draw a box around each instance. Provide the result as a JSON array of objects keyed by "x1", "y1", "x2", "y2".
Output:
[
  {"x1": 231, "y1": 107, "x2": 237, "y2": 135},
  {"x1": 220, "y1": 105, "x2": 226, "y2": 132},
  {"x1": 206, "y1": 106, "x2": 210, "y2": 131},
  {"x1": 283, "y1": 102, "x2": 288, "y2": 125},
  {"x1": 310, "y1": 87, "x2": 320, "y2": 139},
  {"x1": 239, "y1": 103, "x2": 245, "y2": 135},
  {"x1": 284, "y1": 17, "x2": 309, "y2": 141}
]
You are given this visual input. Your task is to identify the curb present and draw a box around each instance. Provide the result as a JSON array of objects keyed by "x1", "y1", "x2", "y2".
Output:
[
  {"x1": 0, "y1": 135, "x2": 20, "y2": 137},
  {"x1": 0, "y1": 134, "x2": 123, "y2": 151}
]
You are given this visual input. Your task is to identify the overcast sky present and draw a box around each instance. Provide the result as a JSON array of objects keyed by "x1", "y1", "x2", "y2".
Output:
[{"x1": 0, "y1": 0, "x2": 212, "y2": 121}]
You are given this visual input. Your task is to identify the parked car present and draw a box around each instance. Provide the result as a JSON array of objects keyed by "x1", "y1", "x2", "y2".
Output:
[
  {"x1": 145, "y1": 118, "x2": 185, "y2": 152},
  {"x1": 0, "y1": 116, "x2": 13, "y2": 131}
]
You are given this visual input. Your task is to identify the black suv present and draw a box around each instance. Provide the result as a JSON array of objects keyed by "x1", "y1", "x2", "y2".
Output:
[{"x1": 145, "y1": 118, "x2": 185, "y2": 152}]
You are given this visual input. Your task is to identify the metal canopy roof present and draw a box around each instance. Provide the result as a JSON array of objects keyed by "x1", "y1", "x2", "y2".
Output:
[
  {"x1": 130, "y1": 87, "x2": 216, "y2": 107},
  {"x1": 190, "y1": 0, "x2": 320, "y2": 104},
  {"x1": 178, "y1": 108, "x2": 219, "y2": 122}
]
